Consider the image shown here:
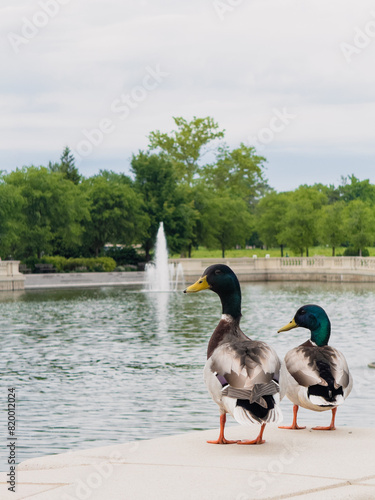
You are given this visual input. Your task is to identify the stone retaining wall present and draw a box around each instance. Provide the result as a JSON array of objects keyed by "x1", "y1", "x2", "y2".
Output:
[
  {"x1": 170, "y1": 257, "x2": 375, "y2": 283},
  {"x1": 0, "y1": 261, "x2": 25, "y2": 291}
]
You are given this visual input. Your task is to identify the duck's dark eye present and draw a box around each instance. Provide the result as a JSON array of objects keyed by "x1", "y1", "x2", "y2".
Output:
[
  {"x1": 300, "y1": 309, "x2": 306, "y2": 315},
  {"x1": 215, "y1": 269, "x2": 222, "y2": 275}
]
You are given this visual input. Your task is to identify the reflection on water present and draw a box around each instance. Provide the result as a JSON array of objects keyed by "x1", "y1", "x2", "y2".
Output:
[
  {"x1": 1, "y1": 281, "x2": 375, "y2": 469},
  {"x1": 145, "y1": 291, "x2": 170, "y2": 336}
]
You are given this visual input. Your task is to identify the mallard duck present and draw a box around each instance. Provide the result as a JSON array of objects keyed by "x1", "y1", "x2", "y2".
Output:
[
  {"x1": 184, "y1": 264, "x2": 282, "y2": 445},
  {"x1": 278, "y1": 304, "x2": 353, "y2": 430}
]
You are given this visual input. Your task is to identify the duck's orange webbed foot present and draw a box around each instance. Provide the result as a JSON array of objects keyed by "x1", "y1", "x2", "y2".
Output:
[
  {"x1": 207, "y1": 437, "x2": 239, "y2": 444},
  {"x1": 237, "y1": 423, "x2": 266, "y2": 445},
  {"x1": 312, "y1": 425, "x2": 336, "y2": 431},
  {"x1": 237, "y1": 437, "x2": 265, "y2": 445},
  {"x1": 279, "y1": 424, "x2": 306, "y2": 430},
  {"x1": 312, "y1": 408, "x2": 337, "y2": 431},
  {"x1": 207, "y1": 414, "x2": 239, "y2": 444},
  {"x1": 279, "y1": 405, "x2": 306, "y2": 430}
]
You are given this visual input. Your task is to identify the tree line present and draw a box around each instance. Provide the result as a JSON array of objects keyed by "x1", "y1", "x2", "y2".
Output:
[{"x1": 1, "y1": 116, "x2": 375, "y2": 264}]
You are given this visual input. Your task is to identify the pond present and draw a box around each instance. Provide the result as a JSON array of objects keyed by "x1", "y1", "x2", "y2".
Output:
[{"x1": 1, "y1": 281, "x2": 375, "y2": 470}]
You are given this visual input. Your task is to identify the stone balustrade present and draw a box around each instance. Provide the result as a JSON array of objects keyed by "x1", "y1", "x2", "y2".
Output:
[
  {"x1": 170, "y1": 256, "x2": 375, "y2": 283},
  {"x1": 0, "y1": 261, "x2": 25, "y2": 290}
]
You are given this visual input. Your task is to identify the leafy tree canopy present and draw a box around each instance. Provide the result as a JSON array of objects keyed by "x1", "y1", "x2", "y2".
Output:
[
  {"x1": 202, "y1": 143, "x2": 269, "y2": 205},
  {"x1": 255, "y1": 191, "x2": 288, "y2": 249},
  {"x1": 196, "y1": 187, "x2": 253, "y2": 257},
  {"x1": 317, "y1": 201, "x2": 346, "y2": 256},
  {"x1": 339, "y1": 175, "x2": 375, "y2": 204},
  {"x1": 279, "y1": 186, "x2": 327, "y2": 256},
  {"x1": 131, "y1": 151, "x2": 198, "y2": 258},
  {"x1": 82, "y1": 172, "x2": 149, "y2": 257},
  {"x1": 343, "y1": 199, "x2": 375, "y2": 256},
  {"x1": 148, "y1": 116, "x2": 225, "y2": 185},
  {"x1": 4, "y1": 166, "x2": 89, "y2": 258},
  {"x1": 49, "y1": 146, "x2": 81, "y2": 184}
]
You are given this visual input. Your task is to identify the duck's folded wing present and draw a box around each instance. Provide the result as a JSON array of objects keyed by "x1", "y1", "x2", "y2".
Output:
[
  {"x1": 328, "y1": 348, "x2": 351, "y2": 389},
  {"x1": 284, "y1": 346, "x2": 324, "y2": 387},
  {"x1": 210, "y1": 340, "x2": 281, "y2": 389},
  {"x1": 285, "y1": 343, "x2": 351, "y2": 389}
]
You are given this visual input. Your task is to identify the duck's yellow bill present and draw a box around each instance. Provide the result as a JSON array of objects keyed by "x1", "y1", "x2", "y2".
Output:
[
  {"x1": 278, "y1": 318, "x2": 298, "y2": 333},
  {"x1": 184, "y1": 275, "x2": 210, "y2": 293}
]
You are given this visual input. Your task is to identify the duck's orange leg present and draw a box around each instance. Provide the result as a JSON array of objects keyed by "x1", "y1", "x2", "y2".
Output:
[
  {"x1": 207, "y1": 414, "x2": 239, "y2": 444},
  {"x1": 237, "y1": 423, "x2": 266, "y2": 445},
  {"x1": 279, "y1": 405, "x2": 306, "y2": 430},
  {"x1": 312, "y1": 407, "x2": 337, "y2": 431}
]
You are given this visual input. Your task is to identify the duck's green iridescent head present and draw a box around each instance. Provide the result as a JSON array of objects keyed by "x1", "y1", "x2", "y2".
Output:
[
  {"x1": 184, "y1": 264, "x2": 242, "y2": 319},
  {"x1": 278, "y1": 304, "x2": 331, "y2": 346}
]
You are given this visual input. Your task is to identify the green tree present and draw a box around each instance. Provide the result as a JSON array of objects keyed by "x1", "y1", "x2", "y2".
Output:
[
  {"x1": 338, "y1": 175, "x2": 375, "y2": 203},
  {"x1": 131, "y1": 151, "x2": 198, "y2": 259},
  {"x1": 97, "y1": 169, "x2": 133, "y2": 186},
  {"x1": 279, "y1": 187, "x2": 327, "y2": 256},
  {"x1": 49, "y1": 146, "x2": 81, "y2": 184},
  {"x1": 82, "y1": 173, "x2": 149, "y2": 257},
  {"x1": 131, "y1": 151, "x2": 177, "y2": 259},
  {"x1": 312, "y1": 183, "x2": 341, "y2": 204},
  {"x1": 343, "y1": 200, "x2": 375, "y2": 256},
  {"x1": 255, "y1": 191, "x2": 288, "y2": 255},
  {"x1": 317, "y1": 201, "x2": 346, "y2": 256},
  {"x1": 4, "y1": 166, "x2": 89, "y2": 258},
  {"x1": 197, "y1": 189, "x2": 253, "y2": 257},
  {"x1": 0, "y1": 179, "x2": 24, "y2": 259},
  {"x1": 202, "y1": 143, "x2": 269, "y2": 205},
  {"x1": 148, "y1": 116, "x2": 225, "y2": 185},
  {"x1": 163, "y1": 191, "x2": 198, "y2": 256}
]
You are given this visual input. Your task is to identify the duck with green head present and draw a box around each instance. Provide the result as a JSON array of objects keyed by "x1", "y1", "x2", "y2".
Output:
[
  {"x1": 184, "y1": 264, "x2": 282, "y2": 445},
  {"x1": 278, "y1": 304, "x2": 353, "y2": 430}
]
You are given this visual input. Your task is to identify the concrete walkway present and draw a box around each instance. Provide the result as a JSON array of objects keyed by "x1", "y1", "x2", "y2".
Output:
[{"x1": 2, "y1": 426, "x2": 374, "y2": 499}]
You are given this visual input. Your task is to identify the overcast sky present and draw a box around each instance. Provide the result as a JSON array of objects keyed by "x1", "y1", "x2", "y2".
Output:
[{"x1": 2, "y1": 0, "x2": 375, "y2": 191}]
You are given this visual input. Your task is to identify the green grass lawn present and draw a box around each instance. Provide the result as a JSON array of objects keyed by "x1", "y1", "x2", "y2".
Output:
[{"x1": 171, "y1": 246, "x2": 375, "y2": 259}]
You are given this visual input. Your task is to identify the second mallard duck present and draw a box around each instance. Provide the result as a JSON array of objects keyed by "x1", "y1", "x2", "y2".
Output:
[
  {"x1": 278, "y1": 304, "x2": 353, "y2": 430},
  {"x1": 184, "y1": 264, "x2": 282, "y2": 445}
]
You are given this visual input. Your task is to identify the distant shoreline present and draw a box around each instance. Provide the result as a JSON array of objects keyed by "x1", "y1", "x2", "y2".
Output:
[
  {"x1": 20, "y1": 256, "x2": 375, "y2": 290},
  {"x1": 24, "y1": 271, "x2": 146, "y2": 290}
]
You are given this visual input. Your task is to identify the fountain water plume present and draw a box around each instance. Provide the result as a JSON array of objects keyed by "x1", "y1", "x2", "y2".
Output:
[{"x1": 145, "y1": 222, "x2": 184, "y2": 292}]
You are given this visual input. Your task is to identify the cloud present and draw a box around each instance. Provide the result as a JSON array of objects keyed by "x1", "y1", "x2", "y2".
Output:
[{"x1": 2, "y1": 0, "x2": 375, "y2": 189}]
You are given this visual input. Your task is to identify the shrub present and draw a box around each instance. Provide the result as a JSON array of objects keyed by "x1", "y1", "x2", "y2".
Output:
[
  {"x1": 115, "y1": 265, "x2": 137, "y2": 272},
  {"x1": 343, "y1": 247, "x2": 369, "y2": 257},
  {"x1": 104, "y1": 246, "x2": 144, "y2": 266},
  {"x1": 21, "y1": 257, "x2": 42, "y2": 273},
  {"x1": 44, "y1": 256, "x2": 68, "y2": 272},
  {"x1": 21, "y1": 256, "x2": 117, "y2": 273},
  {"x1": 66, "y1": 257, "x2": 116, "y2": 272}
]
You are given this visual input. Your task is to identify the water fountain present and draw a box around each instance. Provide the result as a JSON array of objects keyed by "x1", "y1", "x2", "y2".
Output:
[{"x1": 145, "y1": 222, "x2": 185, "y2": 292}]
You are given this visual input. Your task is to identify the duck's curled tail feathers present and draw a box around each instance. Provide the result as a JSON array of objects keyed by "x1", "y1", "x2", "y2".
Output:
[{"x1": 223, "y1": 380, "x2": 283, "y2": 425}]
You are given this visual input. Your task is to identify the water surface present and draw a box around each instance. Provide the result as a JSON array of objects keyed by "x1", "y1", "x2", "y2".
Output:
[{"x1": 1, "y1": 282, "x2": 374, "y2": 470}]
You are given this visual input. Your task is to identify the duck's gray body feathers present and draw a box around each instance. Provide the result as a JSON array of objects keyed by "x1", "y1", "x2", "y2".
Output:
[
  {"x1": 282, "y1": 339, "x2": 353, "y2": 411},
  {"x1": 204, "y1": 316, "x2": 283, "y2": 425}
]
